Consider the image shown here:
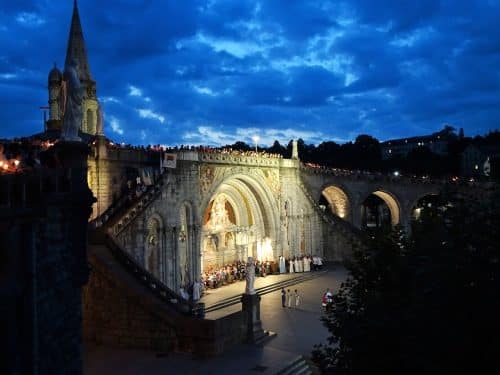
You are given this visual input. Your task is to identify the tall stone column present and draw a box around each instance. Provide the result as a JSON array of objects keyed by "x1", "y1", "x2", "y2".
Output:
[
  {"x1": 1, "y1": 140, "x2": 97, "y2": 375},
  {"x1": 241, "y1": 293, "x2": 265, "y2": 343},
  {"x1": 51, "y1": 141, "x2": 96, "y2": 287},
  {"x1": 241, "y1": 258, "x2": 265, "y2": 343}
]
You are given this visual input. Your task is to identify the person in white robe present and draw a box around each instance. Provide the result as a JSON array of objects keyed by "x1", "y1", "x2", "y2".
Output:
[
  {"x1": 279, "y1": 255, "x2": 286, "y2": 274},
  {"x1": 303, "y1": 256, "x2": 310, "y2": 272},
  {"x1": 294, "y1": 257, "x2": 301, "y2": 273},
  {"x1": 294, "y1": 289, "x2": 300, "y2": 308},
  {"x1": 289, "y1": 258, "x2": 294, "y2": 273}
]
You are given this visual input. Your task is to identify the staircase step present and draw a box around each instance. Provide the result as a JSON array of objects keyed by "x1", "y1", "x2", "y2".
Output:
[
  {"x1": 254, "y1": 330, "x2": 277, "y2": 346},
  {"x1": 274, "y1": 355, "x2": 311, "y2": 375},
  {"x1": 204, "y1": 271, "x2": 327, "y2": 313}
]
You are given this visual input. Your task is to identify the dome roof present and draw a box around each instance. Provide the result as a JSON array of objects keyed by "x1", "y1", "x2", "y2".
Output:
[{"x1": 48, "y1": 63, "x2": 62, "y2": 83}]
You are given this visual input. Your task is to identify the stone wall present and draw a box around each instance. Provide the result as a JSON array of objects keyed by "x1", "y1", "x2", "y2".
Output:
[
  {"x1": 35, "y1": 194, "x2": 89, "y2": 374},
  {"x1": 0, "y1": 142, "x2": 95, "y2": 375},
  {"x1": 83, "y1": 246, "x2": 243, "y2": 357}
]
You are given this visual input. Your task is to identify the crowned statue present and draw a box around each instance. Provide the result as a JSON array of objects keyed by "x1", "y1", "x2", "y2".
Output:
[{"x1": 61, "y1": 58, "x2": 83, "y2": 142}]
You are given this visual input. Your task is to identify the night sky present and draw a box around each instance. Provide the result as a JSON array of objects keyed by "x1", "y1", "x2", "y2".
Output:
[{"x1": 1, "y1": 0, "x2": 499, "y2": 147}]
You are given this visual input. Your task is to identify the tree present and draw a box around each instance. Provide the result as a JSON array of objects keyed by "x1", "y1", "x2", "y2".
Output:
[
  {"x1": 354, "y1": 134, "x2": 381, "y2": 170},
  {"x1": 312, "y1": 187, "x2": 500, "y2": 374},
  {"x1": 225, "y1": 141, "x2": 250, "y2": 151},
  {"x1": 267, "y1": 140, "x2": 286, "y2": 156}
]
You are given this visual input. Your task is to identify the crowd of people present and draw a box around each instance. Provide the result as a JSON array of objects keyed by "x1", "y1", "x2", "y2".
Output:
[
  {"x1": 181, "y1": 255, "x2": 324, "y2": 302},
  {"x1": 303, "y1": 161, "x2": 477, "y2": 185},
  {"x1": 199, "y1": 146, "x2": 283, "y2": 159},
  {"x1": 0, "y1": 139, "x2": 55, "y2": 174}
]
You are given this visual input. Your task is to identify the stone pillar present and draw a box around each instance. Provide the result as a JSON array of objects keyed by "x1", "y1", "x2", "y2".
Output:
[
  {"x1": 51, "y1": 141, "x2": 96, "y2": 286},
  {"x1": 241, "y1": 293, "x2": 265, "y2": 344},
  {"x1": 192, "y1": 224, "x2": 201, "y2": 281},
  {"x1": 0, "y1": 140, "x2": 97, "y2": 374}
]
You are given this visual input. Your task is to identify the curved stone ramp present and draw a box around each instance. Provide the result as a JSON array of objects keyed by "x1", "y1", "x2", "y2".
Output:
[
  {"x1": 84, "y1": 243, "x2": 244, "y2": 357},
  {"x1": 204, "y1": 270, "x2": 328, "y2": 313},
  {"x1": 298, "y1": 175, "x2": 364, "y2": 240}
]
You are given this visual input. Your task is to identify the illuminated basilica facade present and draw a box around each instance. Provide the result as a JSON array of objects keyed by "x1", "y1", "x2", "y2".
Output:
[{"x1": 45, "y1": 1, "x2": 442, "y2": 294}]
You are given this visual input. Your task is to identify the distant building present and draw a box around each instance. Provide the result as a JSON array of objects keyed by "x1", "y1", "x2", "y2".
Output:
[
  {"x1": 460, "y1": 144, "x2": 500, "y2": 177},
  {"x1": 381, "y1": 127, "x2": 457, "y2": 160}
]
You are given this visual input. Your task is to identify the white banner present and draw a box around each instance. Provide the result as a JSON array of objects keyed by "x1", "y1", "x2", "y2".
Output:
[{"x1": 164, "y1": 153, "x2": 177, "y2": 169}]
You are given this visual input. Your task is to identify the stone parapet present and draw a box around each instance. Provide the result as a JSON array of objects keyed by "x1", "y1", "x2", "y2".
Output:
[{"x1": 199, "y1": 152, "x2": 281, "y2": 166}]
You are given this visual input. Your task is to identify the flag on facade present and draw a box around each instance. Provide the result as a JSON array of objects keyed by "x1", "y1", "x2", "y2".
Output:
[{"x1": 164, "y1": 153, "x2": 177, "y2": 169}]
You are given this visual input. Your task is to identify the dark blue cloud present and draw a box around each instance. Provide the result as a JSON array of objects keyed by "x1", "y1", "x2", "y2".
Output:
[{"x1": 0, "y1": 0, "x2": 499, "y2": 145}]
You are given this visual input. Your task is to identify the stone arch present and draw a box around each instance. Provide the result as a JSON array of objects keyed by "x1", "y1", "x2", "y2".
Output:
[
  {"x1": 145, "y1": 213, "x2": 164, "y2": 279},
  {"x1": 320, "y1": 184, "x2": 351, "y2": 220},
  {"x1": 410, "y1": 192, "x2": 441, "y2": 221},
  {"x1": 200, "y1": 172, "x2": 279, "y2": 271},
  {"x1": 361, "y1": 190, "x2": 401, "y2": 227}
]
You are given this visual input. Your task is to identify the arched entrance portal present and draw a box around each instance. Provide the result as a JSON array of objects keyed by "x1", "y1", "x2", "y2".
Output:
[
  {"x1": 361, "y1": 191, "x2": 400, "y2": 230},
  {"x1": 201, "y1": 174, "x2": 278, "y2": 272}
]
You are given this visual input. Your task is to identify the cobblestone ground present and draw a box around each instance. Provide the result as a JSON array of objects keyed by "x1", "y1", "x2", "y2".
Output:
[{"x1": 84, "y1": 264, "x2": 348, "y2": 375}]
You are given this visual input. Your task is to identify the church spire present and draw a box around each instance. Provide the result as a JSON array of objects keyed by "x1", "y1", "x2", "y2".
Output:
[{"x1": 65, "y1": 0, "x2": 92, "y2": 81}]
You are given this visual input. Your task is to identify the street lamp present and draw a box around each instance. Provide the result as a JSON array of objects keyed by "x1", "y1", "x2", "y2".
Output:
[{"x1": 252, "y1": 135, "x2": 260, "y2": 153}]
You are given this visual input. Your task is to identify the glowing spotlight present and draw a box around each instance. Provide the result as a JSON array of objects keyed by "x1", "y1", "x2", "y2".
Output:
[{"x1": 252, "y1": 135, "x2": 260, "y2": 152}]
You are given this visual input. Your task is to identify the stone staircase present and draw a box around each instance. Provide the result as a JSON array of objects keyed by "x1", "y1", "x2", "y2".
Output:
[
  {"x1": 98, "y1": 234, "x2": 202, "y2": 316},
  {"x1": 204, "y1": 270, "x2": 327, "y2": 313},
  {"x1": 91, "y1": 173, "x2": 166, "y2": 236},
  {"x1": 87, "y1": 171, "x2": 200, "y2": 316},
  {"x1": 297, "y1": 174, "x2": 365, "y2": 248},
  {"x1": 274, "y1": 355, "x2": 320, "y2": 375}
]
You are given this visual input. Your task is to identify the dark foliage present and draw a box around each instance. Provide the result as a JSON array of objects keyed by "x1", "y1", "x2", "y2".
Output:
[
  {"x1": 225, "y1": 128, "x2": 500, "y2": 177},
  {"x1": 312, "y1": 187, "x2": 500, "y2": 374}
]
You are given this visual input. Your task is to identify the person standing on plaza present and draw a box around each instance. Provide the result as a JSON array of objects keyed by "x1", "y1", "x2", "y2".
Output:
[
  {"x1": 287, "y1": 289, "x2": 293, "y2": 308},
  {"x1": 289, "y1": 258, "x2": 295, "y2": 273},
  {"x1": 294, "y1": 289, "x2": 300, "y2": 308},
  {"x1": 281, "y1": 288, "x2": 286, "y2": 307}
]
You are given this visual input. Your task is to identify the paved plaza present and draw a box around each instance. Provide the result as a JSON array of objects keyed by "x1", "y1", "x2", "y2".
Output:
[{"x1": 84, "y1": 264, "x2": 348, "y2": 374}]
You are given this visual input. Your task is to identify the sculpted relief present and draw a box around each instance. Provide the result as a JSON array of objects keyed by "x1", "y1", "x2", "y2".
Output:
[
  {"x1": 200, "y1": 165, "x2": 216, "y2": 195},
  {"x1": 263, "y1": 169, "x2": 281, "y2": 198}
]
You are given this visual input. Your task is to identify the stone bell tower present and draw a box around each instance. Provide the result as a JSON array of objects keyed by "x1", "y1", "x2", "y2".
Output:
[
  {"x1": 47, "y1": 0, "x2": 99, "y2": 135},
  {"x1": 65, "y1": 0, "x2": 99, "y2": 135}
]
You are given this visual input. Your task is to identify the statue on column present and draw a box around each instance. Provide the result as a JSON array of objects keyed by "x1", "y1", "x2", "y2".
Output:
[
  {"x1": 245, "y1": 257, "x2": 256, "y2": 295},
  {"x1": 61, "y1": 58, "x2": 83, "y2": 142}
]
